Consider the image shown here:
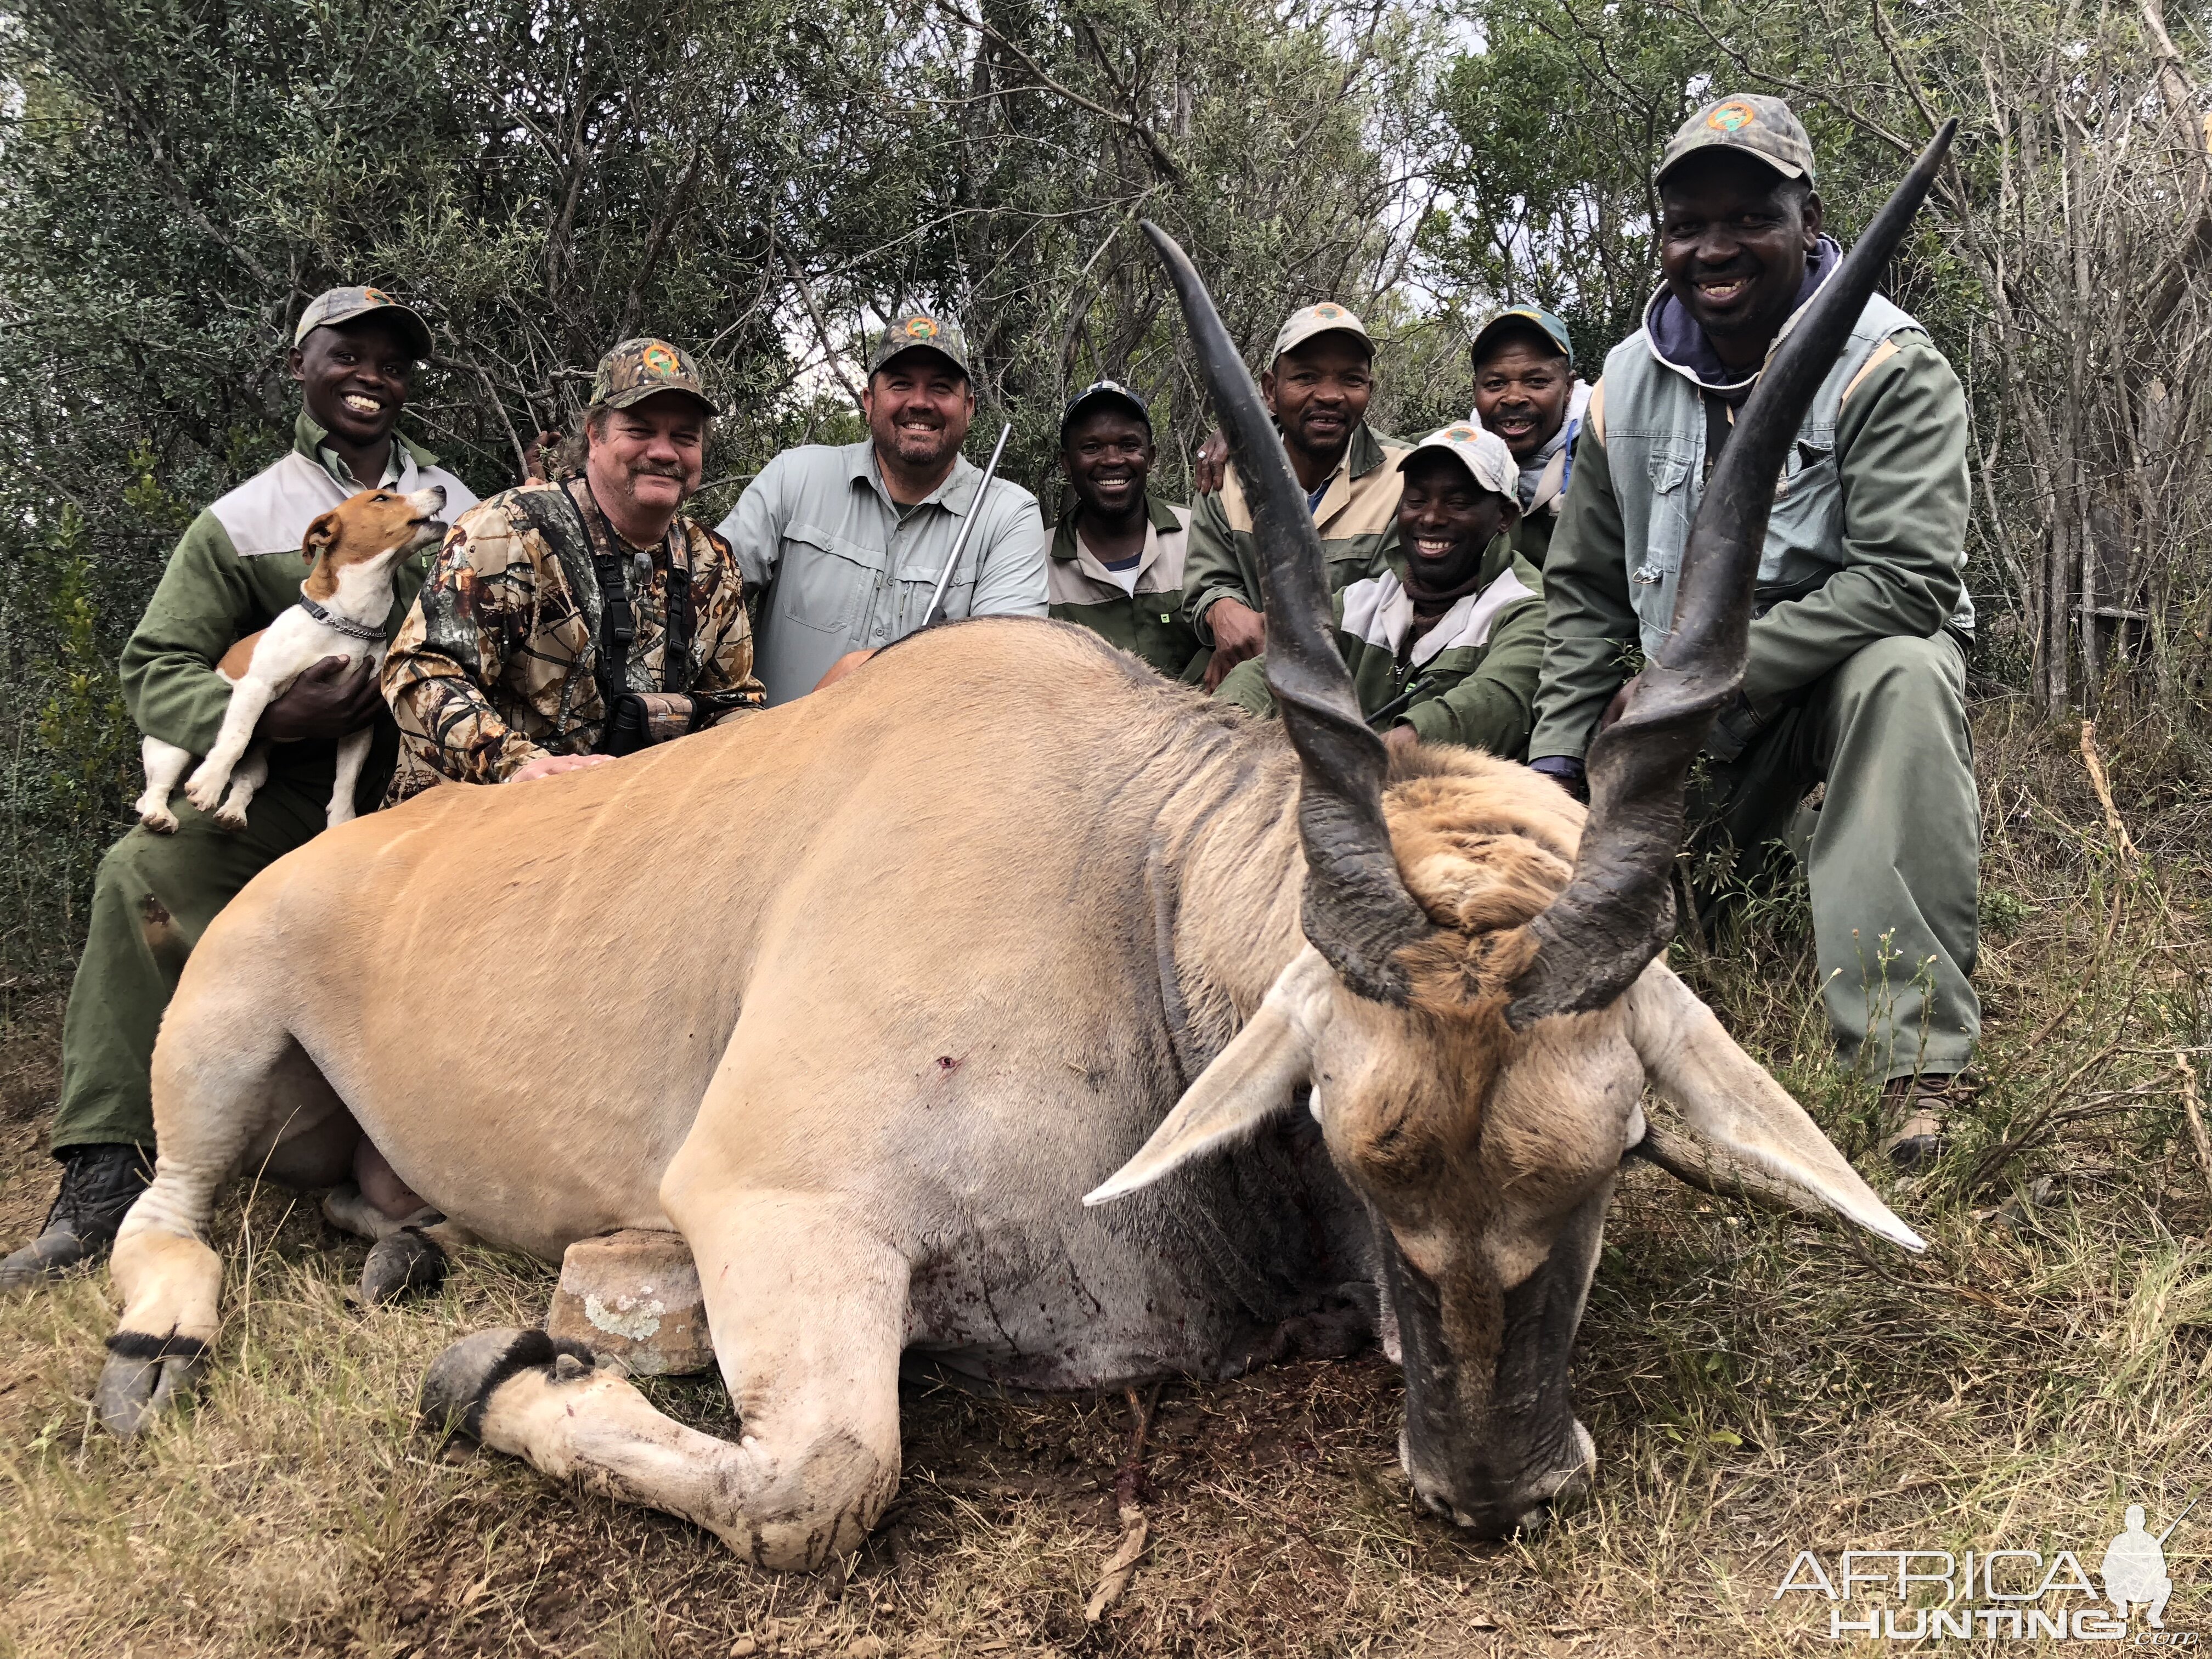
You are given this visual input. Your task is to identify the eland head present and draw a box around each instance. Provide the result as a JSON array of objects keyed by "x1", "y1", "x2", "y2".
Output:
[{"x1": 1089, "y1": 123, "x2": 1954, "y2": 1537}]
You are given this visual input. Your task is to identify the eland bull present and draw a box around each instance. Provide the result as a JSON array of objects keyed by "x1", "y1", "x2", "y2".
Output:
[{"x1": 95, "y1": 130, "x2": 1951, "y2": 1568}]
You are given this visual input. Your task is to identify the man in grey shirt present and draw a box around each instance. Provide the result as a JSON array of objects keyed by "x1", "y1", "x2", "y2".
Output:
[{"x1": 716, "y1": 313, "x2": 1048, "y2": 703}]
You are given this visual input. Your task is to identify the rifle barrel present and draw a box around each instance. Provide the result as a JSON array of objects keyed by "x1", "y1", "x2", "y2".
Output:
[{"x1": 923, "y1": 421, "x2": 1013, "y2": 629}]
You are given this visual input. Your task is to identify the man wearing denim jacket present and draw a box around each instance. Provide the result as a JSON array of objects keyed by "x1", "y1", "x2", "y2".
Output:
[{"x1": 1528, "y1": 94, "x2": 1980, "y2": 1167}]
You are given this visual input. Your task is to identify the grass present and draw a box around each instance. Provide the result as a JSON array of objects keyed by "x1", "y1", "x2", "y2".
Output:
[{"x1": 3, "y1": 702, "x2": 2210, "y2": 1656}]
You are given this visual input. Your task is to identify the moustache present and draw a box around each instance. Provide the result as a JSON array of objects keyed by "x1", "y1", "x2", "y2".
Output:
[{"x1": 627, "y1": 462, "x2": 690, "y2": 482}]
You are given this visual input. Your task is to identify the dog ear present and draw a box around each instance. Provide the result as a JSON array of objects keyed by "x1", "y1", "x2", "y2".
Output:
[{"x1": 302, "y1": 510, "x2": 342, "y2": 566}]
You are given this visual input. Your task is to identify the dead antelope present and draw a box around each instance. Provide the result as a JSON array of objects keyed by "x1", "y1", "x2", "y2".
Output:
[{"x1": 97, "y1": 129, "x2": 1951, "y2": 1567}]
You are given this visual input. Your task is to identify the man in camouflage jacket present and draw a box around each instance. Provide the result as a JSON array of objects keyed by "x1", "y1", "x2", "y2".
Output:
[{"x1": 385, "y1": 338, "x2": 763, "y2": 784}]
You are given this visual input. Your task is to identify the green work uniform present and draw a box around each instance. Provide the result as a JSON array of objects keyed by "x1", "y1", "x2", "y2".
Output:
[
  {"x1": 1182, "y1": 423, "x2": 1409, "y2": 642},
  {"x1": 1046, "y1": 492, "x2": 1207, "y2": 681},
  {"x1": 1532, "y1": 269, "x2": 1979, "y2": 1081},
  {"x1": 49, "y1": 415, "x2": 472, "y2": 1153},
  {"x1": 1215, "y1": 533, "x2": 1545, "y2": 758}
]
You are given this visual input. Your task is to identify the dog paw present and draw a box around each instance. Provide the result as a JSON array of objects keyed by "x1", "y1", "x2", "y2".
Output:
[
  {"x1": 137, "y1": 806, "x2": 179, "y2": 834},
  {"x1": 183, "y1": 775, "x2": 228, "y2": 813},
  {"x1": 213, "y1": 808, "x2": 250, "y2": 833}
]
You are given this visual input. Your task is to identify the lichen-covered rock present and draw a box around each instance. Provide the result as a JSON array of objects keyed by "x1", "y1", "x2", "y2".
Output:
[{"x1": 544, "y1": 1229, "x2": 714, "y2": 1375}]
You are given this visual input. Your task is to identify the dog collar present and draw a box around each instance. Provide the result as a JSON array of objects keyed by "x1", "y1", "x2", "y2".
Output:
[{"x1": 298, "y1": 588, "x2": 388, "y2": 643}]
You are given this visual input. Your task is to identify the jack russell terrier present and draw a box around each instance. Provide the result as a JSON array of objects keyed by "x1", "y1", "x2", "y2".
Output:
[{"x1": 136, "y1": 484, "x2": 448, "y2": 835}]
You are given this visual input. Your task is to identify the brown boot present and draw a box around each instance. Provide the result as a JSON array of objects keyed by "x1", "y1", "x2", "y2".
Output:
[{"x1": 1880, "y1": 1073, "x2": 1979, "y2": 1171}]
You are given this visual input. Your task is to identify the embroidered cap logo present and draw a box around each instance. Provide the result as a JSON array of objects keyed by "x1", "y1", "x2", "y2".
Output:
[{"x1": 1709, "y1": 101, "x2": 1758, "y2": 133}]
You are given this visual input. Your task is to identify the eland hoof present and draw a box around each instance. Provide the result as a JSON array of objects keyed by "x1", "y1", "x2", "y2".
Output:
[
  {"x1": 419, "y1": 1327, "x2": 600, "y2": 1441},
  {"x1": 95, "y1": 1335, "x2": 208, "y2": 1437},
  {"x1": 358, "y1": 1227, "x2": 448, "y2": 1306}
]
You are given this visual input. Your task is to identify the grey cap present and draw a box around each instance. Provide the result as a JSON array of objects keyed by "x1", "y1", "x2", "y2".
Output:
[
  {"x1": 1657, "y1": 94, "x2": 1817, "y2": 187},
  {"x1": 1398, "y1": 423, "x2": 1517, "y2": 499},
  {"x1": 295, "y1": 285, "x2": 435, "y2": 358},
  {"x1": 1269, "y1": 302, "x2": 1373, "y2": 365}
]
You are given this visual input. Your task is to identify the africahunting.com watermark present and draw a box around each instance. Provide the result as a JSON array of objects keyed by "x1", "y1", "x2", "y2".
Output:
[{"x1": 1774, "y1": 1500, "x2": 2197, "y2": 1642}]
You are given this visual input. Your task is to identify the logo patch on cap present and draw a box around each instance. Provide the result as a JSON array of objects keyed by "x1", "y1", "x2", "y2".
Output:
[
  {"x1": 906, "y1": 317, "x2": 940, "y2": 339},
  {"x1": 361, "y1": 286, "x2": 391, "y2": 305},
  {"x1": 1445, "y1": 426, "x2": 1477, "y2": 442},
  {"x1": 1708, "y1": 100, "x2": 1758, "y2": 132},
  {"x1": 641, "y1": 342, "x2": 681, "y2": 376}
]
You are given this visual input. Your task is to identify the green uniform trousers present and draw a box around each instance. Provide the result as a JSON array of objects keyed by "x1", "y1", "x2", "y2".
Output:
[
  {"x1": 51, "y1": 770, "x2": 335, "y2": 1153},
  {"x1": 1688, "y1": 631, "x2": 1980, "y2": 1081}
]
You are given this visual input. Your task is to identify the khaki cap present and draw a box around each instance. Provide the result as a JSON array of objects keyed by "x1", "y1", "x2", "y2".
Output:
[
  {"x1": 868, "y1": 313, "x2": 973, "y2": 380},
  {"x1": 590, "y1": 337, "x2": 717, "y2": 415},
  {"x1": 1269, "y1": 302, "x2": 1372, "y2": 365},
  {"x1": 294, "y1": 285, "x2": 434, "y2": 358},
  {"x1": 1658, "y1": 94, "x2": 1817, "y2": 187},
  {"x1": 1398, "y1": 423, "x2": 1517, "y2": 499}
]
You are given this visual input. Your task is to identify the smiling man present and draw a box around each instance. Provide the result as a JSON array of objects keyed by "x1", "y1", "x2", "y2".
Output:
[
  {"x1": 1530, "y1": 94, "x2": 1982, "y2": 1165},
  {"x1": 1045, "y1": 380, "x2": 1205, "y2": 680},
  {"x1": 715, "y1": 313, "x2": 1047, "y2": 705},
  {"x1": 1, "y1": 286, "x2": 479, "y2": 1290},
  {"x1": 385, "y1": 337, "x2": 763, "y2": 785},
  {"x1": 1216, "y1": 424, "x2": 1543, "y2": 759},
  {"x1": 1469, "y1": 307, "x2": 1590, "y2": 567},
  {"x1": 1182, "y1": 303, "x2": 1410, "y2": 690}
]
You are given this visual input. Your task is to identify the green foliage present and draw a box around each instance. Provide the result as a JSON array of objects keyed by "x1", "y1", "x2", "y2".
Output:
[{"x1": 0, "y1": 0, "x2": 1439, "y2": 987}]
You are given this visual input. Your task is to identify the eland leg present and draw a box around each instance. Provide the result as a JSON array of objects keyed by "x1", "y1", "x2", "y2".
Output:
[
  {"x1": 421, "y1": 1192, "x2": 908, "y2": 1571},
  {"x1": 99, "y1": 989, "x2": 322, "y2": 1435}
]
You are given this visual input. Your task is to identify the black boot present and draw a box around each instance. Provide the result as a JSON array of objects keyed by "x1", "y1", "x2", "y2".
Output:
[{"x1": 0, "y1": 1143, "x2": 153, "y2": 1290}]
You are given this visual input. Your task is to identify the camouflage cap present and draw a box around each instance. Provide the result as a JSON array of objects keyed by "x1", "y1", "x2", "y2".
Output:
[
  {"x1": 589, "y1": 337, "x2": 718, "y2": 415},
  {"x1": 867, "y1": 313, "x2": 973, "y2": 381},
  {"x1": 1657, "y1": 94, "x2": 1818, "y2": 187},
  {"x1": 1398, "y1": 423, "x2": 1518, "y2": 500},
  {"x1": 294, "y1": 285, "x2": 434, "y2": 358},
  {"x1": 1471, "y1": 306, "x2": 1573, "y2": 368},
  {"x1": 1270, "y1": 302, "x2": 1373, "y2": 365}
]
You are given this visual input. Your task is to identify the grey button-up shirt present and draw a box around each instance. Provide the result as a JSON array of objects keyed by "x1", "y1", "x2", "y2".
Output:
[{"x1": 715, "y1": 439, "x2": 1048, "y2": 704}]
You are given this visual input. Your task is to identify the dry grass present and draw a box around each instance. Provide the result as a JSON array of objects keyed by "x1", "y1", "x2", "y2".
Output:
[{"x1": 3, "y1": 705, "x2": 2210, "y2": 1657}]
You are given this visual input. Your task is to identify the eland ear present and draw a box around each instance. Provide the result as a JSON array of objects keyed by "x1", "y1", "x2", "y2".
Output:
[
  {"x1": 1085, "y1": 947, "x2": 1335, "y2": 1206},
  {"x1": 1626, "y1": 963, "x2": 1927, "y2": 1252}
]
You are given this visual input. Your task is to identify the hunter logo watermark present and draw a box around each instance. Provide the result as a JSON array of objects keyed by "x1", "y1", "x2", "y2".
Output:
[{"x1": 1774, "y1": 1499, "x2": 2196, "y2": 1642}]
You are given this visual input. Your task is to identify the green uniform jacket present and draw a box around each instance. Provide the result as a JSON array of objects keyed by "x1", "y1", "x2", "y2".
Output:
[
  {"x1": 1182, "y1": 422, "x2": 1410, "y2": 642},
  {"x1": 1046, "y1": 492, "x2": 1207, "y2": 681},
  {"x1": 1215, "y1": 533, "x2": 1545, "y2": 758},
  {"x1": 1531, "y1": 330, "x2": 1969, "y2": 762},
  {"x1": 122, "y1": 414, "x2": 475, "y2": 793}
]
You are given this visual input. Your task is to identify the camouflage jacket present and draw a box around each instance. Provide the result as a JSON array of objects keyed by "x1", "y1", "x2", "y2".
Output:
[{"x1": 384, "y1": 480, "x2": 764, "y2": 784}]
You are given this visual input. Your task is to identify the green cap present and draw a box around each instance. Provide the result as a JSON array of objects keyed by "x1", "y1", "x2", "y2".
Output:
[
  {"x1": 1398, "y1": 423, "x2": 1517, "y2": 499},
  {"x1": 1658, "y1": 94, "x2": 1816, "y2": 187},
  {"x1": 868, "y1": 313, "x2": 973, "y2": 380},
  {"x1": 589, "y1": 337, "x2": 718, "y2": 415},
  {"x1": 1471, "y1": 306, "x2": 1573, "y2": 368},
  {"x1": 294, "y1": 286, "x2": 435, "y2": 358}
]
